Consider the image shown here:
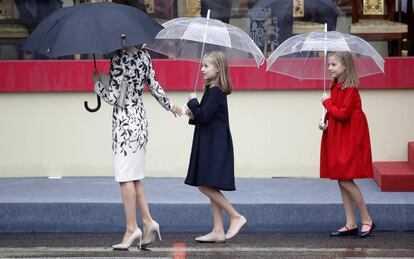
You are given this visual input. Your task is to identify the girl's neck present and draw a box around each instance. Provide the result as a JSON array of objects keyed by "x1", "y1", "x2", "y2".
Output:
[{"x1": 337, "y1": 74, "x2": 346, "y2": 83}]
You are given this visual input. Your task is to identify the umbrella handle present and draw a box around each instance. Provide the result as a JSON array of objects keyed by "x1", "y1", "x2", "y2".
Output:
[{"x1": 84, "y1": 95, "x2": 101, "y2": 112}]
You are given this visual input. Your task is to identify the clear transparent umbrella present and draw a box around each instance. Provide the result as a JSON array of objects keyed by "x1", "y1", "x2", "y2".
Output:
[
  {"x1": 266, "y1": 30, "x2": 384, "y2": 90},
  {"x1": 266, "y1": 29, "x2": 384, "y2": 124},
  {"x1": 145, "y1": 10, "x2": 265, "y2": 91}
]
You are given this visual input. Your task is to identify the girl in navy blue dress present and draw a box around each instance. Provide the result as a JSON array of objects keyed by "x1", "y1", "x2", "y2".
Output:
[{"x1": 185, "y1": 51, "x2": 246, "y2": 243}]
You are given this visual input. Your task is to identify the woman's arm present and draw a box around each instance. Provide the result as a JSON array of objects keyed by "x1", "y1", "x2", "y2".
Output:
[{"x1": 144, "y1": 51, "x2": 172, "y2": 111}]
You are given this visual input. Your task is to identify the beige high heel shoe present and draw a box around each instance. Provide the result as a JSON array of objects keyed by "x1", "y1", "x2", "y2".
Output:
[
  {"x1": 142, "y1": 220, "x2": 161, "y2": 246},
  {"x1": 112, "y1": 228, "x2": 142, "y2": 250}
]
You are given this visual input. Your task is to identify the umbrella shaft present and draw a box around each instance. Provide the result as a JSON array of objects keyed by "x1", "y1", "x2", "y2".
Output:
[{"x1": 194, "y1": 9, "x2": 211, "y2": 92}]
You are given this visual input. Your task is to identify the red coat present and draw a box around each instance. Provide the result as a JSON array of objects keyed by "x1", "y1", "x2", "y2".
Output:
[{"x1": 320, "y1": 82, "x2": 373, "y2": 180}]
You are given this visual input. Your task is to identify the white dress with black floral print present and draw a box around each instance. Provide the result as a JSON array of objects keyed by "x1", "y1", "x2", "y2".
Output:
[{"x1": 95, "y1": 49, "x2": 171, "y2": 182}]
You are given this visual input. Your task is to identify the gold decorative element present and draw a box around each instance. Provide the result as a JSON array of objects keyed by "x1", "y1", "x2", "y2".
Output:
[
  {"x1": 350, "y1": 19, "x2": 408, "y2": 33},
  {"x1": 293, "y1": 0, "x2": 304, "y2": 18},
  {"x1": 402, "y1": 38, "x2": 408, "y2": 56},
  {"x1": 0, "y1": 24, "x2": 28, "y2": 38},
  {"x1": 184, "y1": 0, "x2": 201, "y2": 17},
  {"x1": 144, "y1": 0, "x2": 154, "y2": 14},
  {"x1": 0, "y1": 0, "x2": 14, "y2": 19},
  {"x1": 293, "y1": 21, "x2": 325, "y2": 34},
  {"x1": 363, "y1": 0, "x2": 384, "y2": 15}
]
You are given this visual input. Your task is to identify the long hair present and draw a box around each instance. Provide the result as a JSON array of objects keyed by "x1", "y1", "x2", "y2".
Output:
[
  {"x1": 328, "y1": 51, "x2": 360, "y2": 89},
  {"x1": 203, "y1": 51, "x2": 232, "y2": 95}
]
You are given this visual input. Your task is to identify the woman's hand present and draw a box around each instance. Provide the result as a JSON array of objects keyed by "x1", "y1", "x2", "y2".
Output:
[
  {"x1": 189, "y1": 93, "x2": 197, "y2": 100},
  {"x1": 321, "y1": 92, "x2": 329, "y2": 102},
  {"x1": 92, "y1": 70, "x2": 101, "y2": 83},
  {"x1": 170, "y1": 104, "x2": 183, "y2": 118}
]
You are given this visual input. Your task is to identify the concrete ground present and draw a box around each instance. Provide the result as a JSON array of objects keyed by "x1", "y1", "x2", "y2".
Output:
[{"x1": 0, "y1": 232, "x2": 414, "y2": 258}]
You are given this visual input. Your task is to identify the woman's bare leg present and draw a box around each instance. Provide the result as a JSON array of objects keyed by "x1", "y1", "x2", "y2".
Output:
[
  {"x1": 134, "y1": 180, "x2": 154, "y2": 233},
  {"x1": 120, "y1": 181, "x2": 139, "y2": 243}
]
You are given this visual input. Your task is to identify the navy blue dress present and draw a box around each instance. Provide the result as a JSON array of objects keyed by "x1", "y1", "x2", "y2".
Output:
[{"x1": 185, "y1": 86, "x2": 235, "y2": 191}]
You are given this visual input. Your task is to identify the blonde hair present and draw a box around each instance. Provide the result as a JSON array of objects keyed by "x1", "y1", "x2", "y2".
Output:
[
  {"x1": 328, "y1": 51, "x2": 360, "y2": 89},
  {"x1": 203, "y1": 51, "x2": 232, "y2": 94}
]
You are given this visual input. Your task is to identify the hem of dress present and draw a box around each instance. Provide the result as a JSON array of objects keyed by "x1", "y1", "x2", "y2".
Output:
[
  {"x1": 320, "y1": 176, "x2": 373, "y2": 180},
  {"x1": 116, "y1": 176, "x2": 145, "y2": 183},
  {"x1": 184, "y1": 181, "x2": 236, "y2": 191}
]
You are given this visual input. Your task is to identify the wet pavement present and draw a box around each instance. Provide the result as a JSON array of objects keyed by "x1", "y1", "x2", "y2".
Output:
[{"x1": 0, "y1": 232, "x2": 413, "y2": 258}]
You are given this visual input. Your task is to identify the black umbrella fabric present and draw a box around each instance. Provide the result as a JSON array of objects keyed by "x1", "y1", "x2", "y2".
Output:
[
  {"x1": 21, "y1": 2, "x2": 163, "y2": 112},
  {"x1": 21, "y1": 2, "x2": 163, "y2": 58}
]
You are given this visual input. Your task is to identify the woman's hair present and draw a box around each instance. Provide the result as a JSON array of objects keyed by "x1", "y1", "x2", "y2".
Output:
[
  {"x1": 203, "y1": 51, "x2": 232, "y2": 94},
  {"x1": 328, "y1": 51, "x2": 360, "y2": 89}
]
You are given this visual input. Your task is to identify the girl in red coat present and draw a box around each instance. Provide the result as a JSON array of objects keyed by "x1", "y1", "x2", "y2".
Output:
[{"x1": 319, "y1": 51, "x2": 375, "y2": 238}]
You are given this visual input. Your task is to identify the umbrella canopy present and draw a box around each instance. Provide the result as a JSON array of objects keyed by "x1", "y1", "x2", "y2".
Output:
[
  {"x1": 21, "y1": 2, "x2": 163, "y2": 57},
  {"x1": 144, "y1": 16, "x2": 265, "y2": 67},
  {"x1": 266, "y1": 31, "x2": 384, "y2": 81}
]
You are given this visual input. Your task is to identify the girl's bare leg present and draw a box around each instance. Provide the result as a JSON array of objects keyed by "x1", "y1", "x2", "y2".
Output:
[
  {"x1": 198, "y1": 186, "x2": 246, "y2": 238},
  {"x1": 338, "y1": 180, "x2": 357, "y2": 231},
  {"x1": 339, "y1": 180, "x2": 372, "y2": 231},
  {"x1": 211, "y1": 199, "x2": 225, "y2": 234}
]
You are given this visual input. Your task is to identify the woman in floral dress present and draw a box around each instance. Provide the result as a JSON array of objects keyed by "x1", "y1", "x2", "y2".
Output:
[{"x1": 94, "y1": 46, "x2": 182, "y2": 249}]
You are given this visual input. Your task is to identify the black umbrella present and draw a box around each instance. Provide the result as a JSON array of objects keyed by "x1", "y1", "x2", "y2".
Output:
[{"x1": 21, "y1": 2, "x2": 163, "y2": 112}]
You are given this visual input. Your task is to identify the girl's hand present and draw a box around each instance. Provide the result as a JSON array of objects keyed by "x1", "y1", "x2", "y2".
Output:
[
  {"x1": 184, "y1": 105, "x2": 191, "y2": 115},
  {"x1": 318, "y1": 120, "x2": 328, "y2": 131},
  {"x1": 170, "y1": 104, "x2": 183, "y2": 118},
  {"x1": 321, "y1": 92, "x2": 329, "y2": 102},
  {"x1": 189, "y1": 93, "x2": 197, "y2": 100},
  {"x1": 92, "y1": 70, "x2": 101, "y2": 83},
  {"x1": 186, "y1": 110, "x2": 194, "y2": 120},
  {"x1": 184, "y1": 105, "x2": 194, "y2": 119}
]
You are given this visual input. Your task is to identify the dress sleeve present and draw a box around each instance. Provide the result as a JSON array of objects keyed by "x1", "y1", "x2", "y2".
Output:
[
  {"x1": 144, "y1": 51, "x2": 172, "y2": 111},
  {"x1": 187, "y1": 87, "x2": 224, "y2": 124},
  {"x1": 323, "y1": 87, "x2": 357, "y2": 122},
  {"x1": 94, "y1": 54, "x2": 123, "y2": 106}
]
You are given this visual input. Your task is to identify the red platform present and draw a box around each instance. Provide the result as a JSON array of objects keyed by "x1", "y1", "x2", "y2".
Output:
[
  {"x1": 1, "y1": 57, "x2": 414, "y2": 92},
  {"x1": 373, "y1": 142, "x2": 414, "y2": 192}
]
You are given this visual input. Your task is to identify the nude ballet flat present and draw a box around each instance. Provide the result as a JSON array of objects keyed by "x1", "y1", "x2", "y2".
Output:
[
  {"x1": 142, "y1": 220, "x2": 161, "y2": 246},
  {"x1": 195, "y1": 233, "x2": 226, "y2": 243},
  {"x1": 112, "y1": 228, "x2": 142, "y2": 250},
  {"x1": 225, "y1": 216, "x2": 247, "y2": 240}
]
